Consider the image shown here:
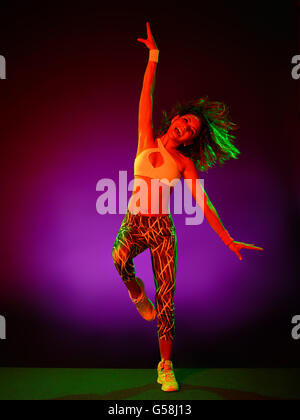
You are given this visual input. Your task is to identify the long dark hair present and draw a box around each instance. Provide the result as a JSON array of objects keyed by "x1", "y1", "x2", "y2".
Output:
[{"x1": 156, "y1": 97, "x2": 240, "y2": 172}]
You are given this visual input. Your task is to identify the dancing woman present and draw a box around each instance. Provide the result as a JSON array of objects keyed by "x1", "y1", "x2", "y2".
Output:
[{"x1": 112, "y1": 23, "x2": 263, "y2": 392}]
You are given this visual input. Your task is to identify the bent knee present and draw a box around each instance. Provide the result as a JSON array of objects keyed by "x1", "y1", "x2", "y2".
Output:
[
  {"x1": 112, "y1": 247, "x2": 120, "y2": 267},
  {"x1": 112, "y1": 246, "x2": 130, "y2": 268}
]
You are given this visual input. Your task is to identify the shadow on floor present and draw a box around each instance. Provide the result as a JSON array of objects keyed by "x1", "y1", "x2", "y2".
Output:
[{"x1": 53, "y1": 371, "x2": 291, "y2": 401}]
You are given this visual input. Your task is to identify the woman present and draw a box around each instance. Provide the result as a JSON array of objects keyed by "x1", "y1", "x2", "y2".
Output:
[{"x1": 112, "y1": 23, "x2": 263, "y2": 392}]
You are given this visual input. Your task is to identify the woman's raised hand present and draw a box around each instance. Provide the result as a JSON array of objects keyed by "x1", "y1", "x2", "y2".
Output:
[
  {"x1": 137, "y1": 22, "x2": 158, "y2": 50},
  {"x1": 228, "y1": 241, "x2": 264, "y2": 261}
]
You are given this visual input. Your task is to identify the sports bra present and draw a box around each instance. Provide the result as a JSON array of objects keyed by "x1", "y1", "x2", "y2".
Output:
[{"x1": 134, "y1": 138, "x2": 182, "y2": 186}]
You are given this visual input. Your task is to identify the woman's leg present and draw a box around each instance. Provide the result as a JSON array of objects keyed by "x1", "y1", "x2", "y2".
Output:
[
  {"x1": 149, "y1": 223, "x2": 179, "y2": 391},
  {"x1": 159, "y1": 339, "x2": 173, "y2": 361},
  {"x1": 112, "y1": 214, "x2": 148, "y2": 298},
  {"x1": 150, "y1": 230, "x2": 177, "y2": 361}
]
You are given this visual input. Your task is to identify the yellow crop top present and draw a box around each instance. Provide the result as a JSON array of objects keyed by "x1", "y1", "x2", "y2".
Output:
[{"x1": 134, "y1": 138, "x2": 182, "y2": 186}]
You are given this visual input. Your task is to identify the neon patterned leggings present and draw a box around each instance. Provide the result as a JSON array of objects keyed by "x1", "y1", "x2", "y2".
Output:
[{"x1": 112, "y1": 210, "x2": 177, "y2": 341}]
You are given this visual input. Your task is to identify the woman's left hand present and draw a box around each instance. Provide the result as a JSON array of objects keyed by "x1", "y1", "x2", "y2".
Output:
[
  {"x1": 137, "y1": 22, "x2": 158, "y2": 50},
  {"x1": 228, "y1": 241, "x2": 263, "y2": 261}
]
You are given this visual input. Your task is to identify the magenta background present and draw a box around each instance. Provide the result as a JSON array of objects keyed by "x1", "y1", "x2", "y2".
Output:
[{"x1": 0, "y1": 1, "x2": 299, "y2": 367}]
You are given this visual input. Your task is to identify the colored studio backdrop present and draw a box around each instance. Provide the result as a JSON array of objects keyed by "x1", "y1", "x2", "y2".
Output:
[{"x1": 0, "y1": 1, "x2": 299, "y2": 367}]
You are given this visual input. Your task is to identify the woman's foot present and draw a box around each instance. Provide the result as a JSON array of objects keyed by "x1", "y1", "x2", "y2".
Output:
[
  {"x1": 157, "y1": 360, "x2": 179, "y2": 392},
  {"x1": 128, "y1": 278, "x2": 156, "y2": 322}
]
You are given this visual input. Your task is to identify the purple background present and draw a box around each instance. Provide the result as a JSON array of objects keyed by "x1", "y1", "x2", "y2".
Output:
[{"x1": 0, "y1": 0, "x2": 299, "y2": 367}]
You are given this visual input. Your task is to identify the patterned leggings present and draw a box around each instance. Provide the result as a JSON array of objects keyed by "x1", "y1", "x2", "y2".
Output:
[{"x1": 112, "y1": 210, "x2": 177, "y2": 341}]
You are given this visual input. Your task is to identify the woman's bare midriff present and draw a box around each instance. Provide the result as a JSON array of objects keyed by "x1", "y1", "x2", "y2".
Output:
[{"x1": 128, "y1": 175, "x2": 178, "y2": 217}]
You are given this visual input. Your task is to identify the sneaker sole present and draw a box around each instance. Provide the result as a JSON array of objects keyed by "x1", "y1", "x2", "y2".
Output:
[{"x1": 157, "y1": 378, "x2": 179, "y2": 392}]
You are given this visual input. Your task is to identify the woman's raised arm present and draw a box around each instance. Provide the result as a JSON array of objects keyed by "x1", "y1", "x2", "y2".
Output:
[{"x1": 136, "y1": 22, "x2": 159, "y2": 154}]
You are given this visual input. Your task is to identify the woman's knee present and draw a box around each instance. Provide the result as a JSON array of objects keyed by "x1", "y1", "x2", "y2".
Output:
[
  {"x1": 112, "y1": 246, "x2": 121, "y2": 269},
  {"x1": 112, "y1": 245, "x2": 130, "y2": 272}
]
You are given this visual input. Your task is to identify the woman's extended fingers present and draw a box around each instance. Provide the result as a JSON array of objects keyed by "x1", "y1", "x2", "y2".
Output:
[
  {"x1": 236, "y1": 250, "x2": 243, "y2": 261},
  {"x1": 138, "y1": 22, "x2": 158, "y2": 49},
  {"x1": 146, "y1": 22, "x2": 153, "y2": 41},
  {"x1": 242, "y1": 243, "x2": 264, "y2": 251},
  {"x1": 233, "y1": 247, "x2": 243, "y2": 261},
  {"x1": 137, "y1": 23, "x2": 152, "y2": 44},
  {"x1": 229, "y1": 241, "x2": 263, "y2": 261},
  {"x1": 228, "y1": 242, "x2": 243, "y2": 261}
]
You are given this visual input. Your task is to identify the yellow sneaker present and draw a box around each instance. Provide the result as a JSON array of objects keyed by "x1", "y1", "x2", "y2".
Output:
[
  {"x1": 128, "y1": 278, "x2": 156, "y2": 322},
  {"x1": 157, "y1": 360, "x2": 179, "y2": 392}
]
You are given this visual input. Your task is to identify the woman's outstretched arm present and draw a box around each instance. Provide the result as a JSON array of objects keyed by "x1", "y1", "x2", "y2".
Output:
[
  {"x1": 183, "y1": 160, "x2": 263, "y2": 260},
  {"x1": 136, "y1": 22, "x2": 159, "y2": 155}
]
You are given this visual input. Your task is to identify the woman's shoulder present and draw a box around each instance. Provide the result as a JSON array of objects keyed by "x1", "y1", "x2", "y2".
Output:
[
  {"x1": 176, "y1": 152, "x2": 193, "y2": 172},
  {"x1": 176, "y1": 153, "x2": 200, "y2": 177}
]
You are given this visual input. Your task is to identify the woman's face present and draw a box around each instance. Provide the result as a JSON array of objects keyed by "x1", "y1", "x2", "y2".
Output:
[{"x1": 168, "y1": 114, "x2": 202, "y2": 145}]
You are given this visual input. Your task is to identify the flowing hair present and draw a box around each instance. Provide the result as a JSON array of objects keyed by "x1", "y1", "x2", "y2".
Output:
[{"x1": 156, "y1": 97, "x2": 240, "y2": 172}]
